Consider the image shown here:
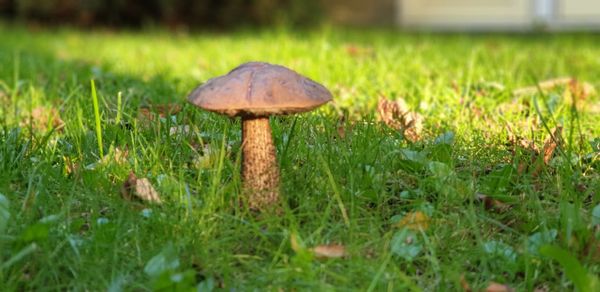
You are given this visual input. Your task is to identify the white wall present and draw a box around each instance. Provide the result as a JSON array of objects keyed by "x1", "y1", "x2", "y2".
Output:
[
  {"x1": 556, "y1": 0, "x2": 600, "y2": 28},
  {"x1": 397, "y1": 0, "x2": 600, "y2": 30},
  {"x1": 398, "y1": 0, "x2": 533, "y2": 29}
]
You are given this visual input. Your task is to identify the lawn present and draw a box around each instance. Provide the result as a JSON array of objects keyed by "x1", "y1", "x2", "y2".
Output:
[{"x1": 0, "y1": 24, "x2": 599, "y2": 291}]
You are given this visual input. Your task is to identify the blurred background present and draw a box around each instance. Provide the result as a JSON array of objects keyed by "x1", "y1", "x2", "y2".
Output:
[{"x1": 1, "y1": 0, "x2": 599, "y2": 30}]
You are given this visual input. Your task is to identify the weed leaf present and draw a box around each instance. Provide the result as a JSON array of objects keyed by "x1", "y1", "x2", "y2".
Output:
[
  {"x1": 0, "y1": 193, "x2": 9, "y2": 234},
  {"x1": 527, "y1": 229, "x2": 557, "y2": 255},
  {"x1": 482, "y1": 241, "x2": 517, "y2": 262},
  {"x1": 539, "y1": 245, "x2": 599, "y2": 292},
  {"x1": 434, "y1": 131, "x2": 454, "y2": 145},
  {"x1": 592, "y1": 204, "x2": 600, "y2": 226},
  {"x1": 144, "y1": 243, "x2": 180, "y2": 277},
  {"x1": 390, "y1": 229, "x2": 422, "y2": 260},
  {"x1": 197, "y1": 277, "x2": 216, "y2": 292},
  {"x1": 476, "y1": 194, "x2": 511, "y2": 213},
  {"x1": 0, "y1": 243, "x2": 38, "y2": 270}
]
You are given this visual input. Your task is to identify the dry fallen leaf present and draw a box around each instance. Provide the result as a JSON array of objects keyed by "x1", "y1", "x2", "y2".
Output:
[
  {"x1": 100, "y1": 147, "x2": 129, "y2": 165},
  {"x1": 138, "y1": 103, "x2": 182, "y2": 127},
  {"x1": 135, "y1": 178, "x2": 162, "y2": 203},
  {"x1": 505, "y1": 123, "x2": 544, "y2": 175},
  {"x1": 312, "y1": 244, "x2": 347, "y2": 259},
  {"x1": 137, "y1": 107, "x2": 155, "y2": 127},
  {"x1": 505, "y1": 123, "x2": 539, "y2": 151},
  {"x1": 290, "y1": 232, "x2": 302, "y2": 252},
  {"x1": 530, "y1": 126, "x2": 563, "y2": 176},
  {"x1": 485, "y1": 282, "x2": 514, "y2": 292},
  {"x1": 476, "y1": 194, "x2": 511, "y2": 213},
  {"x1": 121, "y1": 172, "x2": 162, "y2": 204},
  {"x1": 460, "y1": 274, "x2": 472, "y2": 292},
  {"x1": 542, "y1": 126, "x2": 562, "y2": 165},
  {"x1": 345, "y1": 44, "x2": 375, "y2": 58},
  {"x1": 377, "y1": 97, "x2": 423, "y2": 142},
  {"x1": 336, "y1": 124, "x2": 347, "y2": 139},
  {"x1": 513, "y1": 77, "x2": 573, "y2": 96},
  {"x1": 152, "y1": 103, "x2": 182, "y2": 116},
  {"x1": 62, "y1": 156, "x2": 79, "y2": 176},
  {"x1": 335, "y1": 113, "x2": 355, "y2": 140},
  {"x1": 583, "y1": 235, "x2": 600, "y2": 263},
  {"x1": 567, "y1": 79, "x2": 596, "y2": 101},
  {"x1": 395, "y1": 211, "x2": 429, "y2": 231},
  {"x1": 26, "y1": 106, "x2": 65, "y2": 132},
  {"x1": 290, "y1": 233, "x2": 347, "y2": 259},
  {"x1": 513, "y1": 77, "x2": 596, "y2": 102}
]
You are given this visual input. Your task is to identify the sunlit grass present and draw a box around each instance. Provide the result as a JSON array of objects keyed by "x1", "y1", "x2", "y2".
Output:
[{"x1": 0, "y1": 23, "x2": 599, "y2": 290}]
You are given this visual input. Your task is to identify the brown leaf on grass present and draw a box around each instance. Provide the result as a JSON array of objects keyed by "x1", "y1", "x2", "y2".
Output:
[
  {"x1": 460, "y1": 274, "x2": 472, "y2": 292},
  {"x1": 27, "y1": 106, "x2": 65, "y2": 132},
  {"x1": 567, "y1": 79, "x2": 596, "y2": 101},
  {"x1": 394, "y1": 211, "x2": 430, "y2": 231},
  {"x1": 476, "y1": 194, "x2": 511, "y2": 213},
  {"x1": 62, "y1": 156, "x2": 79, "y2": 175},
  {"x1": 121, "y1": 172, "x2": 162, "y2": 204},
  {"x1": 336, "y1": 124, "x2": 347, "y2": 139},
  {"x1": 100, "y1": 147, "x2": 129, "y2": 165},
  {"x1": 138, "y1": 103, "x2": 182, "y2": 127},
  {"x1": 377, "y1": 97, "x2": 423, "y2": 142},
  {"x1": 113, "y1": 147, "x2": 129, "y2": 164},
  {"x1": 345, "y1": 44, "x2": 375, "y2": 58},
  {"x1": 150, "y1": 103, "x2": 182, "y2": 117},
  {"x1": 513, "y1": 77, "x2": 596, "y2": 100},
  {"x1": 531, "y1": 126, "x2": 563, "y2": 176},
  {"x1": 312, "y1": 244, "x2": 347, "y2": 259},
  {"x1": 485, "y1": 282, "x2": 514, "y2": 292},
  {"x1": 121, "y1": 172, "x2": 137, "y2": 201},
  {"x1": 290, "y1": 233, "x2": 347, "y2": 259},
  {"x1": 290, "y1": 232, "x2": 302, "y2": 252},
  {"x1": 505, "y1": 123, "x2": 539, "y2": 150},
  {"x1": 583, "y1": 236, "x2": 600, "y2": 263},
  {"x1": 335, "y1": 113, "x2": 354, "y2": 139},
  {"x1": 505, "y1": 123, "x2": 541, "y2": 175},
  {"x1": 137, "y1": 107, "x2": 153, "y2": 124},
  {"x1": 542, "y1": 126, "x2": 562, "y2": 164},
  {"x1": 513, "y1": 77, "x2": 573, "y2": 96}
]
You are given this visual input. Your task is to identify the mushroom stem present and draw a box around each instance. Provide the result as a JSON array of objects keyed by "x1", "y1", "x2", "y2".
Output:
[{"x1": 241, "y1": 116, "x2": 280, "y2": 210}]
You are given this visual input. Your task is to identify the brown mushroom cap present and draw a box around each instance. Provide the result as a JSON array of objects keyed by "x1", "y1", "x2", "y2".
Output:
[{"x1": 188, "y1": 62, "x2": 332, "y2": 117}]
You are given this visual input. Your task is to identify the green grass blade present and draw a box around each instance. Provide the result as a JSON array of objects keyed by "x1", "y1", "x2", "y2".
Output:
[
  {"x1": 318, "y1": 153, "x2": 350, "y2": 227},
  {"x1": 1, "y1": 243, "x2": 38, "y2": 270},
  {"x1": 115, "y1": 91, "x2": 122, "y2": 125},
  {"x1": 90, "y1": 79, "x2": 103, "y2": 157}
]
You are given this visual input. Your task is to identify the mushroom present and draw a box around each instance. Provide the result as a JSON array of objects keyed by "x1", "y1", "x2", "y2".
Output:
[{"x1": 187, "y1": 62, "x2": 332, "y2": 211}]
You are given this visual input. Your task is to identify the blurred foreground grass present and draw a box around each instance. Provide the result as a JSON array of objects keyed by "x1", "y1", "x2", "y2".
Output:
[{"x1": 0, "y1": 24, "x2": 599, "y2": 290}]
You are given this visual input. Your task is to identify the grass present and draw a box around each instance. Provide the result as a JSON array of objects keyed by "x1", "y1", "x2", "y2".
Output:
[{"x1": 0, "y1": 23, "x2": 599, "y2": 290}]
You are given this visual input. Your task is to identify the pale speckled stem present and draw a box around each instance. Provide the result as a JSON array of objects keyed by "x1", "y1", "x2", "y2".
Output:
[{"x1": 241, "y1": 117, "x2": 280, "y2": 210}]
